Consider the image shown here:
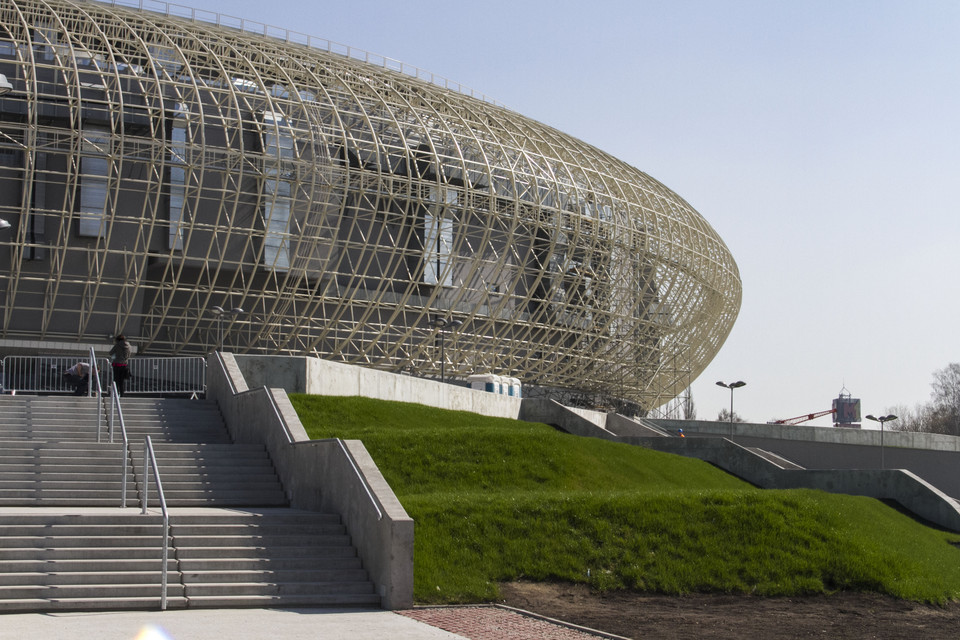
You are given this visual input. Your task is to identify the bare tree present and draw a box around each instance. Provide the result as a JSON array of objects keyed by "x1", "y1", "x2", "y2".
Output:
[
  {"x1": 717, "y1": 408, "x2": 744, "y2": 423},
  {"x1": 683, "y1": 388, "x2": 696, "y2": 420},
  {"x1": 883, "y1": 404, "x2": 928, "y2": 432},
  {"x1": 890, "y1": 364, "x2": 960, "y2": 435},
  {"x1": 928, "y1": 363, "x2": 960, "y2": 435}
]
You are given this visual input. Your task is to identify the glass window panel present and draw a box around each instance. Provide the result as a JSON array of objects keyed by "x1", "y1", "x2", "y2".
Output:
[
  {"x1": 424, "y1": 186, "x2": 456, "y2": 286},
  {"x1": 260, "y1": 112, "x2": 294, "y2": 271},
  {"x1": 168, "y1": 115, "x2": 188, "y2": 250},
  {"x1": 78, "y1": 126, "x2": 109, "y2": 238}
]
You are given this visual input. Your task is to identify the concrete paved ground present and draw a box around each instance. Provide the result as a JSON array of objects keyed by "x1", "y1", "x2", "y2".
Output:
[
  {"x1": 0, "y1": 607, "x2": 468, "y2": 640},
  {"x1": 0, "y1": 605, "x2": 620, "y2": 640}
]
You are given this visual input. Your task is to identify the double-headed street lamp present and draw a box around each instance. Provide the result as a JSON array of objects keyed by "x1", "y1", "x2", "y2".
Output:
[
  {"x1": 865, "y1": 413, "x2": 898, "y2": 469},
  {"x1": 716, "y1": 380, "x2": 746, "y2": 437},
  {"x1": 210, "y1": 305, "x2": 244, "y2": 351},
  {"x1": 431, "y1": 317, "x2": 463, "y2": 383}
]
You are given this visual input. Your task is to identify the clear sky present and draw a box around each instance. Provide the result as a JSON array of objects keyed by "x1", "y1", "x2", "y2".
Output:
[{"x1": 171, "y1": 0, "x2": 960, "y2": 427}]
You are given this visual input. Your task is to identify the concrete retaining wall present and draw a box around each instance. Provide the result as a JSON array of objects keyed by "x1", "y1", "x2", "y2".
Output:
[
  {"x1": 518, "y1": 398, "x2": 618, "y2": 441},
  {"x1": 622, "y1": 435, "x2": 960, "y2": 532},
  {"x1": 207, "y1": 353, "x2": 414, "y2": 609},
  {"x1": 540, "y1": 409, "x2": 960, "y2": 532},
  {"x1": 651, "y1": 419, "x2": 960, "y2": 498},
  {"x1": 564, "y1": 406, "x2": 608, "y2": 429},
  {"x1": 234, "y1": 355, "x2": 523, "y2": 420},
  {"x1": 652, "y1": 417, "x2": 960, "y2": 451}
]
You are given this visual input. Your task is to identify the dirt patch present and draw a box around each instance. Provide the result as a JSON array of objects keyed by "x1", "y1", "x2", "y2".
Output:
[{"x1": 499, "y1": 582, "x2": 960, "y2": 639}]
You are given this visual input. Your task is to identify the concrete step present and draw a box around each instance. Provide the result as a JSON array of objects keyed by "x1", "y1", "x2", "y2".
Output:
[
  {"x1": 0, "y1": 571, "x2": 176, "y2": 586},
  {"x1": 176, "y1": 556, "x2": 364, "y2": 571},
  {"x1": 182, "y1": 581, "x2": 373, "y2": 597},
  {"x1": 0, "y1": 583, "x2": 186, "y2": 599},
  {"x1": 0, "y1": 559, "x2": 179, "y2": 573},
  {"x1": 0, "y1": 556, "x2": 362, "y2": 573},
  {"x1": 0, "y1": 596, "x2": 188, "y2": 613},
  {"x1": 174, "y1": 545, "x2": 358, "y2": 560},
  {"x1": 170, "y1": 534, "x2": 351, "y2": 548},
  {"x1": 0, "y1": 472, "x2": 136, "y2": 481},
  {"x1": 171, "y1": 512, "x2": 342, "y2": 525},
  {"x1": 0, "y1": 546, "x2": 169, "y2": 561},
  {"x1": 171, "y1": 522, "x2": 345, "y2": 535},
  {"x1": 0, "y1": 536, "x2": 170, "y2": 549},
  {"x1": 0, "y1": 524, "x2": 169, "y2": 537},
  {"x1": 179, "y1": 568, "x2": 371, "y2": 583},
  {"x1": 0, "y1": 494, "x2": 288, "y2": 508},
  {"x1": 182, "y1": 593, "x2": 380, "y2": 608}
]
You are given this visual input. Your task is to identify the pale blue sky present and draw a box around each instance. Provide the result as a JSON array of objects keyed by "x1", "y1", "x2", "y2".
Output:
[{"x1": 172, "y1": 0, "x2": 960, "y2": 426}]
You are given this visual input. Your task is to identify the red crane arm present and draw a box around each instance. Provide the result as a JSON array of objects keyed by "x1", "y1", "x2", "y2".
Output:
[{"x1": 773, "y1": 408, "x2": 837, "y2": 425}]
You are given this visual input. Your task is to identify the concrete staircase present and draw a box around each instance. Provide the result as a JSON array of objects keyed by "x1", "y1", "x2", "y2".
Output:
[{"x1": 0, "y1": 395, "x2": 380, "y2": 612}]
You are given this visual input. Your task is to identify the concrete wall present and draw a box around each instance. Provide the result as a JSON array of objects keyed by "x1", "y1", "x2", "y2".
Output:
[
  {"x1": 234, "y1": 355, "x2": 523, "y2": 420},
  {"x1": 530, "y1": 407, "x2": 960, "y2": 533},
  {"x1": 207, "y1": 353, "x2": 414, "y2": 609},
  {"x1": 606, "y1": 414, "x2": 670, "y2": 437},
  {"x1": 518, "y1": 398, "x2": 618, "y2": 441},
  {"x1": 564, "y1": 406, "x2": 608, "y2": 429},
  {"x1": 622, "y1": 435, "x2": 960, "y2": 533},
  {"x1": 653, "y1": 417, "x2": 960, "y2": 452},
  {"x1": 652, "y1": 418, "x2": 960, "y2": 499}
]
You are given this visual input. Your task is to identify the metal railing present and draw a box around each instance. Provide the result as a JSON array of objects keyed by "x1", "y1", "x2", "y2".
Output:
[
  {"x1": 111, "y1": 382, "x2": 131, "y2": 503},
  {"x1": 1, "y1": 355, "x2": 109, "y2": 395},
  {"x1": 142, "y1": 435, "x2": 170, "y2": 611},
  {"x1": 105, "y1": 0, "x2": 503, "y2": 107},
  {"x1": 2, "y1": 355, "x2": 206, "y2": 397},
  {"x1": 124, "y1": 357, "x2": 206, "y2": 396},
  {"x1": 110, "y1": 385, "x2": 169, "y2": 611}
]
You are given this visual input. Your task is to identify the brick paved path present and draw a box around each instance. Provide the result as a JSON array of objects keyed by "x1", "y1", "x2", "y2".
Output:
[{"x1": 398, "y1": 605, "x2": 621, "y2": 640}]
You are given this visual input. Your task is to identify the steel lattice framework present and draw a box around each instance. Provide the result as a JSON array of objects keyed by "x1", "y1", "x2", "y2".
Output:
[{"x1": 0, "y1": 0, "x2": 741, "y2": 411}]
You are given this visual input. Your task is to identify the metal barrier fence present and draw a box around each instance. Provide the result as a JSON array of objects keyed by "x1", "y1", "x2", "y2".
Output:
[{"x1": 1, "y1": 355, "x2": 206, "y2": 397}]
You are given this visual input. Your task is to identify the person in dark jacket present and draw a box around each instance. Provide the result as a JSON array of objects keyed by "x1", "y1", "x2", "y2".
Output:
[
  {"x1": 63, "y1": 361, "x2": 90, "y2": 396},
  {"x1": 109, "y1": 334, "x2": 132, "y2": 396}
]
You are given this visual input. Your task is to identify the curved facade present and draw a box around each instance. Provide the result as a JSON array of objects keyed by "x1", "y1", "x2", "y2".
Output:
[{"x1": 0, "y1": 0, "x2": 741, "y2": 410}]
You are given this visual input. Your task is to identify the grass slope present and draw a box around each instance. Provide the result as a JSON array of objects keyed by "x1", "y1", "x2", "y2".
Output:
[{"x1": 291, "y1": 394, "x2": 960, "y2": 604}]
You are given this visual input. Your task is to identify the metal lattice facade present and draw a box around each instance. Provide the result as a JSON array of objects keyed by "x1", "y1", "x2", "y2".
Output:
[{"x1": 0, "y1": 0, "x2": 741, "y2": 410}]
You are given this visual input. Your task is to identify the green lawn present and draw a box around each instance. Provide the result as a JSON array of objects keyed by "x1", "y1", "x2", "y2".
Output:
[{"x1": 291, "y1": 394, "x2": 960, "y2": 604}]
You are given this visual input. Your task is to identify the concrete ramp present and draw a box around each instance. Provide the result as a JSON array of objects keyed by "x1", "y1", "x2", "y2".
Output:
[
  {"x1": 605, "y1": 414, "x2": 672, "y2": 438},
  {"x1": 746, "y1": 447, "x2": 804, "y2": 470}
]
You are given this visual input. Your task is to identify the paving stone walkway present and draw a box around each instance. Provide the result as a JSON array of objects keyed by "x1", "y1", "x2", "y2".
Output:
[{"x1": 398, "y1": 605, "x2": 625, "y2": 640}]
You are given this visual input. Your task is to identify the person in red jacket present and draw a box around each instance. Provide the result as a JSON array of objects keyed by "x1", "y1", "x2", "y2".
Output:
[{"x1": 109, "y1": 334, "x2": 132, "y2": 396}]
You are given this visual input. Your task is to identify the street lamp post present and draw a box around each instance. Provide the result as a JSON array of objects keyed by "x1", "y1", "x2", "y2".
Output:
[
  {"x1": 716, "y1": 380, "x2": 746, "y2": 438},
  {"x1": 431, "y1": 317, "x2": 463, "y2": 383},
  {"x1": 865, "y1": 414, "x2": 898, "y2": 469},
  {"x1": 210, "y1": 305, "x2": 244, "y2": 351}
]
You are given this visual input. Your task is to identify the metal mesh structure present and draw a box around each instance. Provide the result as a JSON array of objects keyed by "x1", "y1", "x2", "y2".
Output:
[{"x1": 0, "y1": 0, "x2": 741, "y2": 411}]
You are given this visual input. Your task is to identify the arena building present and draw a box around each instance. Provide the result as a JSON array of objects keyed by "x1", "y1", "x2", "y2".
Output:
[{"x1": 0, "y1": 0, "x2": 741, "y2": 411}]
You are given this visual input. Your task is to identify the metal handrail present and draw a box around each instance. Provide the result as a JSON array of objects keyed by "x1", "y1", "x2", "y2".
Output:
[
  {"x1": 110, "y1": 382, "x2": 130, "y2": 505},
  {"x1": 90, "y1": 347, "x2": 105, "y2": 441},
  {"x1": 109, "y1": 385, "x2": 169, "y2": 611},
  {"x1": 142, "y1": 435, "x2": 170, "y2": 611}
]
